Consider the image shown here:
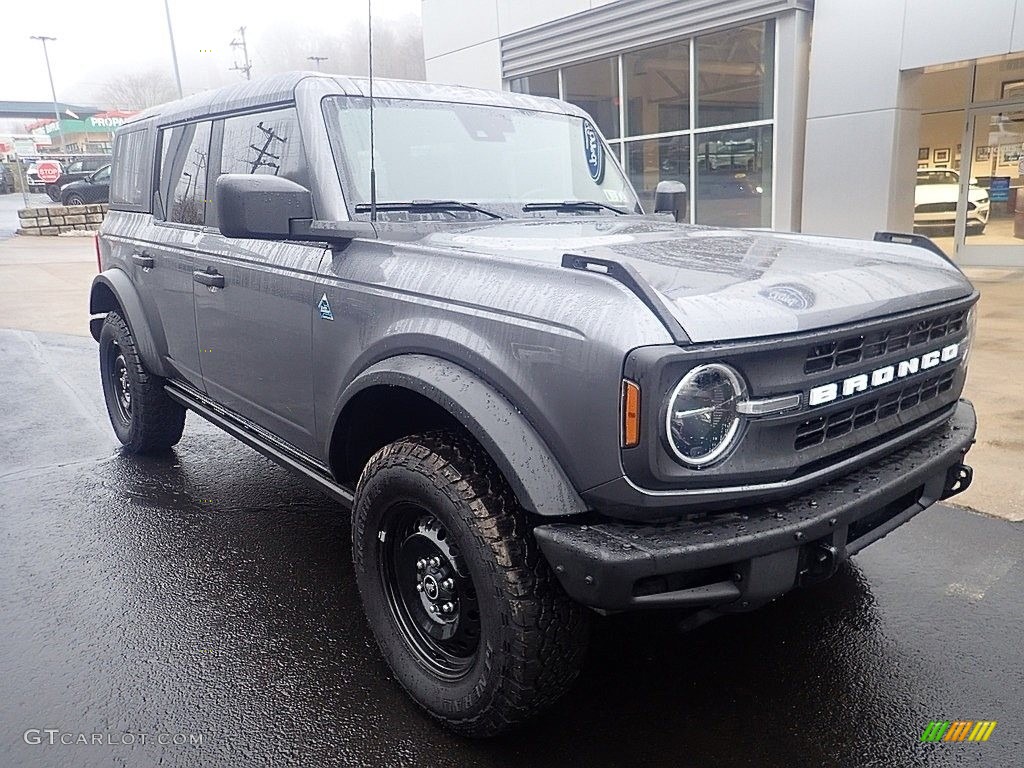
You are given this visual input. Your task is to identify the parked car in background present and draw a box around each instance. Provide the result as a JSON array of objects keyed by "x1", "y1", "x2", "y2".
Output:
[
  {"x1": 0, "y1": 164, "x2": 15, "y2": 194},
  {"x1": 914, "y1": 168, "x2": 990, "y2": 235},
  {"x1": 46, "y1": 156, "x2": 112, "y2": 201},
  {"x1": 25, "y1": 161, "x2": 45, "y2": 191},
  {"x1": 60, "y1": 164, "x2": 111, "y2": 206}
]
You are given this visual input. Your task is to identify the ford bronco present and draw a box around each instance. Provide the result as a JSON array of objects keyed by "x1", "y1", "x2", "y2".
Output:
[{"x1": 91, "y1": 73, "x2": 977, "y2": 736}]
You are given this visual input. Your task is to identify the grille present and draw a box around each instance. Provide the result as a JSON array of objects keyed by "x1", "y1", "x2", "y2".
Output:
[
  {"x1": 804, "y1": 310, "x2": 966, "y2": 375},
  {"x1": 794, "y1": 370, "x2": 956, "y2": 451},
  {"x1": 915, "y1": 202, "x2": 957, "y2": 213}
]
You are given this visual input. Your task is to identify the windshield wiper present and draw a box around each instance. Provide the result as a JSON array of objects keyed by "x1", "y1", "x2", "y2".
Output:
[
  {"x1": 522, "y1": 200, "x2": 627, "y2": 215},
  {"x1": 354, "y1": 200, "x2": 503, "y2": 220}
]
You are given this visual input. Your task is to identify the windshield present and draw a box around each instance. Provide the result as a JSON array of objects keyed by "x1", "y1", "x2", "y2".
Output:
[
  {"x1": 917, "y1": 170, "x2": 959, "y2": 185},
  {"x1": 325, "y1": 96, "x2": 639, "y2": 219}
]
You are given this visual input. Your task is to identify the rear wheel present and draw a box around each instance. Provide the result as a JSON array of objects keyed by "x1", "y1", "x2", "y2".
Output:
[
  {"x1": 352, "y1": 431, "x2": 588, "y2": 736},
  {"x1": 99, "y1": 311, "x2": 185, "y2": 453}
]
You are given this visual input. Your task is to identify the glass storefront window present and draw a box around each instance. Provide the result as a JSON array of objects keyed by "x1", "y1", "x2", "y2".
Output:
[
  {"x1": 696, "y1": 21, "x2": 774, "y2": 128},
  {"x1": 973, "y1": 53, "x2": 1024, "y2": 103},
  {"x1": 562, "y1": 56, "x2": 620, "y2": 139},
  {"x1": 624, "y1": 40, "x2": 690, "y2": 137},
  {"x1": 695, "y1": 126, "x2": 772, "y2": 227},
  {"x1": 625, "y1": 135, "x2": 691, "y2": 216},
  {"x1": 508, "y1": 70, "x2": 559, "y2": 99}
]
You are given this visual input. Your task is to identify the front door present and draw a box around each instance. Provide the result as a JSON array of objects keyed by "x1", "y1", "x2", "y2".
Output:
[{"x1": 191, "y1": 106, "x2": 326, "y2": 456}]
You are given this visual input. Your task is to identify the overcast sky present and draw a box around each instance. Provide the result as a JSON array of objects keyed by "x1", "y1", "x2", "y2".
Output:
[{"x1": 4, "y1": 0, "x2": 421, "y2": 105}]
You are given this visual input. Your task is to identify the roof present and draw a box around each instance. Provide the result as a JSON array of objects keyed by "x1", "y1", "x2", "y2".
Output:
[{"x1": 125, "y1": 71, "x2": 586, "y2": 128}]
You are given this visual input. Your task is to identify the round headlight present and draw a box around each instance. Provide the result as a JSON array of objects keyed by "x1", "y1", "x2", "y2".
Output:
[{"x1": 665, "y1": 363, "x2": 745, "y2": 467}]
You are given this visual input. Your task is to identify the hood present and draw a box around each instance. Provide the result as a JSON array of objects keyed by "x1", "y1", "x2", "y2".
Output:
[{"x1": 410, "y1": 218, "x2": 973, "y2": 343}]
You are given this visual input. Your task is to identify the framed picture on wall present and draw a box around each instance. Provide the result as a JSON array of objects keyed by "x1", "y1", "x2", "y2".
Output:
[
  {"x1": 918, "y1": 147, "x2": 930, "y2": 161},
  {"x1": 917, "y1": 161, "x2": 929, "y2": 170},
  {"x1": 1000, "y1": 143, "x2": 1024, "y2": 165},
  {"x1": 1002, "y1": 79, "x2": 1024, "y2": 100},
  {"x1": 933, "y1": 148, "x2": 950, "y2": 163},
  {"x1": 976, "y1": 145, "x2": 992, "y2": 162}
]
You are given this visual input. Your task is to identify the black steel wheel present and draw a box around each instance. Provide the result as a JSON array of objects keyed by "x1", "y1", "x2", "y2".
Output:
[
  {"x1": 352, "y1": 431, "x2": 588, "y2": 737},
  {"x1": 380, "y1": 505, "x2": 481, "y2": 680}
]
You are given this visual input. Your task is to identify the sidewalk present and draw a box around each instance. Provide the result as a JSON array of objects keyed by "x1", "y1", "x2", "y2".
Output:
[{"x1": 0, "y1": 233, "x2": 1020, "y2": 520}]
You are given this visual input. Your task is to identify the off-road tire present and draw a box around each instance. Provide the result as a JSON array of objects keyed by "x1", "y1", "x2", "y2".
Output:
[
  {"x1": 99, "y1": 311, "x2": 185, "y2": 453},
  {"x1": 352, "y1": 431, "x2": 589, "y2": 737}
]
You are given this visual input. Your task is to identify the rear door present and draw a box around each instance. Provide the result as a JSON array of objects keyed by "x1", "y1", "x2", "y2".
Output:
[
  {"x1": 139, "y1": 120, "x2": 213, "y2": 388},
  {"x1": 192, "y1": 106, "x2": 326, "y2": 456}
]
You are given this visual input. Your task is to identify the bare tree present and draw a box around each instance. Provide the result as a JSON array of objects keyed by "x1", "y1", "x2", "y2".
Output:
[{"x1": 99, "y1": 70, "x2": 180, "y2": 110}]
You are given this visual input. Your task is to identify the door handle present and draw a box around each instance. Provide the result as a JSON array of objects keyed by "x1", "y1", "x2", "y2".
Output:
[
  {"x1": 193, "y1": 269, "x2": 225, "y2": 289},
  {"x1": 131, "y1": 252, "x2": 154, "y2": 268}
]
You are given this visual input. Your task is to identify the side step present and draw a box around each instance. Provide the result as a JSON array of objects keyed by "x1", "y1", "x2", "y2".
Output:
[{"x1": 164, "y1": 382, "x2": 354, "y2": 508}]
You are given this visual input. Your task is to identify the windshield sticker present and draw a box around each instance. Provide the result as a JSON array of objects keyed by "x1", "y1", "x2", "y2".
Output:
[{"x1": 582, "y1": 121, "x2": 604, "y2": 183}]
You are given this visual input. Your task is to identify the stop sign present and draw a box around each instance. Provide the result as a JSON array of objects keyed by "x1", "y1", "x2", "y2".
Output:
[{"x1": 36, "y1": 161, "x2": 61, "y2": 184}]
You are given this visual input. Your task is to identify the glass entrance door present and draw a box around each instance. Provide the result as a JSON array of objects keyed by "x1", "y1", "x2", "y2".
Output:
[{"x1": 957, "y1": 108, "x2": 1024, "y2": 265}]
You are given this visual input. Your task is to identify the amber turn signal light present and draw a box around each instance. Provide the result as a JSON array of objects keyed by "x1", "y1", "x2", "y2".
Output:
[{"x1": 622, "y1": 379, "x2": 641, "y2": 448}]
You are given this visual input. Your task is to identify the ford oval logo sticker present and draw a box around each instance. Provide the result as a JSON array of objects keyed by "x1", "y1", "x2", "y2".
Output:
[
  {"x1": 582, "y1": 120, "x2": 604, "y2": 183},
  {"x1": 759, "y1": 283, "x2": 816, "y2": 310}
]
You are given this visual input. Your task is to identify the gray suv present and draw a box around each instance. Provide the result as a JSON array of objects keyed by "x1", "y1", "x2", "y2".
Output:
[{"x1": 91, "y1": 73, "x2": 978, "y2": 736}]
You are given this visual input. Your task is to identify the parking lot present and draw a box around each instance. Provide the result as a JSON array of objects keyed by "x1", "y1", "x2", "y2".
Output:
[{"x1": 0, "y1": 328, "x2": 1021, "y2": 768}]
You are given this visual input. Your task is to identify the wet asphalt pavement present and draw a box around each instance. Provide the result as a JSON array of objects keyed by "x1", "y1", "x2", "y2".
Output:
[{"x1": 1, "y1": 329, "x2": 1022, "y2": 768}]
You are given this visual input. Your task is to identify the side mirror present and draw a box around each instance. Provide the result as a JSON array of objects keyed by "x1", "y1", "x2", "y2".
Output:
[
  {"x1": 969, "y1": 177, "x2": 978, "y2": 186},
  {"x1": 654, "y1": 180, "x2": 688, "y2": 222},
  {"x1": 216, "y1": 174, "x2": 314, "y2": 239}
]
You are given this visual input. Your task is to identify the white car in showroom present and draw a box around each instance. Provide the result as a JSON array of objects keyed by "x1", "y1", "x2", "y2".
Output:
[{"x1": 914, "y1": 168, "x2": 990, "y2": 234}]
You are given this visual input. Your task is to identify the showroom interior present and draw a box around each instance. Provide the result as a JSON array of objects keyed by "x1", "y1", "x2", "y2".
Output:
[{"x1": 422, "y1": 0, "x2": 1024, "y2": 266}]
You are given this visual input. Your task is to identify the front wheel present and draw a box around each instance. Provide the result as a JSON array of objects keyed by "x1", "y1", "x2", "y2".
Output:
[
  {"x1": 64, "y1": 192, "x2": 85, "y2": 207},
  {"x1": 99, "y1": 311, "x2": 185, "y2": 453},
  {"x1": 352, "y1": 431, "x2": 588, "y2": 737}
]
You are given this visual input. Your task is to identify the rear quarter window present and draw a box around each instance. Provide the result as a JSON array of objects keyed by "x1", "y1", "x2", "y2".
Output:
[{"x1": 109, "y1": 128, "x2": 152, "y2": 211}]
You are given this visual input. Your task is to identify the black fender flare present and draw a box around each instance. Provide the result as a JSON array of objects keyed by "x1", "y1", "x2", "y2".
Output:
[
  {"x1": 89, "y1": 269, "x2": 171, "y2": 378},
  {"x1": 334, "y1": 355, "x2": 587, "y2": 518}
]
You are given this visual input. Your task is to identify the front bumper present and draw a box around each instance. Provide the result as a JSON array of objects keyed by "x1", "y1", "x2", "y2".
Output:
[{"x1": 535, "y1": 399, "x2": 976, "y2": 612}]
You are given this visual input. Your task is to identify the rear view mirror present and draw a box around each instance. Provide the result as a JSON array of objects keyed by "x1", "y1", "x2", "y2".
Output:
[
  {"x1": 216, "y1": 174, "x2": 314, "y2": 239},
  {"x1": 654, "y1": 180, "x2": 688, "y2": 222}
]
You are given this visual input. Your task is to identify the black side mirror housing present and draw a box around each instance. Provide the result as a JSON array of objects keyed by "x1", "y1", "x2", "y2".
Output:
[
  {"x1": 216, "y1": 174, "x2": 314, "y2": 239},
  {"x1": 654, "y1": 180, "x2": 688, "y2": 222}
]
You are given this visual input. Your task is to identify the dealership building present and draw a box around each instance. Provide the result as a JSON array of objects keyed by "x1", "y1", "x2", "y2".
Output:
[{"x1": 422, "y1": 0, "x2": 1024, "y2": 266}]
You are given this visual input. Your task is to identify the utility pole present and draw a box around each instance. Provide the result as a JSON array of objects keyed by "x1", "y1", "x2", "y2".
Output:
[
  {"x1": 163, "y1": 0, "x2": 184, "y2": 98},
  {"x1": 29, "y1": 35, "x2": 67, "y2": 154},
  {"x1": 307, "y1": 55, "x2": 328, "y2": 71},
  {"x1": 230, "y1": 27, "x2": 252, "y2": 80}
]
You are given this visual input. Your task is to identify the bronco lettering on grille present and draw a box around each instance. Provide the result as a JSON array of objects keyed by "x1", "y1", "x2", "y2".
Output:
[{"x1": 808, "y1": 343, "x2": 959, "y2": 407}]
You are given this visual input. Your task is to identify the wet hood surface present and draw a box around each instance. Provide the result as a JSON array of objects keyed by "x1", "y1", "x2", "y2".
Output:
[{"x1": 411, "y1": 218, "x2": 974, "y2": 342}]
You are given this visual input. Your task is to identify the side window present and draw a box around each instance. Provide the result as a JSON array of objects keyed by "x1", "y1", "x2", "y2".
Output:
[
  {"x1": 218, "y1": 108, "x2": 310, "y2": 189},
  {"x1": 159, "y1": 121, "x2": 212, "y2": 226},
  {"x1": 110, "y1": 129, "x2": 149, "y2": 209},
  {"x1": 94, "y1": 166, "x2": 111, "y2": 183}
]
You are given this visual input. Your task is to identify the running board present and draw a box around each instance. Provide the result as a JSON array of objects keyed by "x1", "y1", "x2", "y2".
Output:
[{"x1": 164, "y1": 383, "x2": 354, "y2": 508}]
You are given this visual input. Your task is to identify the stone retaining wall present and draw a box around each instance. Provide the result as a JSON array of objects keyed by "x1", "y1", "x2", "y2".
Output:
[{"x1": 17, "y1": 204, "x2": 108, "y2": 236}]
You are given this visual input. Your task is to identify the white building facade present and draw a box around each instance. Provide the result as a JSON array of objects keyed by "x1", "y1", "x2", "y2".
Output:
[{"x1": 422, "y1": 0, "x2": 1024, "y2": 266}]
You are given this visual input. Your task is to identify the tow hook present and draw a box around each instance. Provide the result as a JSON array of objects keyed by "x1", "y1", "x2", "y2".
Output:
[
  {"x1": 941, "y1": 463, "x2": 973, "y2": 499},
  {"x1": 797, "y1": 543, "x2": 839, "y2": 587}
]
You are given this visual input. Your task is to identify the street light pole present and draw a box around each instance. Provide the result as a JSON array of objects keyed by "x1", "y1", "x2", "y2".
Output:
[
  {"x1": 163, "y1": 0, "x2": 184, "y2": 98},
  {"x1": 307, "y1": 55, "x2": 328, "y2": 71},
  {"x1": 29, "y1": 35, "x2": 67, "y2": 154}
]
